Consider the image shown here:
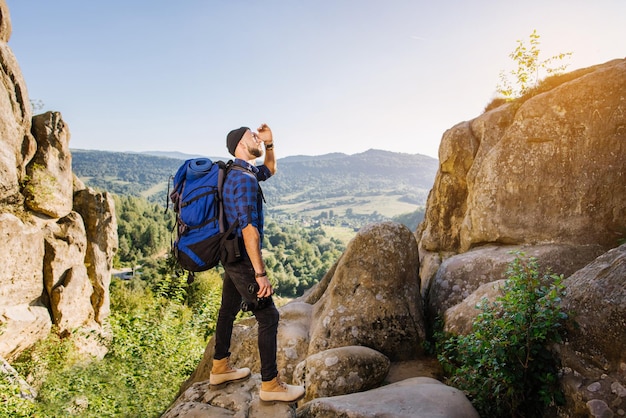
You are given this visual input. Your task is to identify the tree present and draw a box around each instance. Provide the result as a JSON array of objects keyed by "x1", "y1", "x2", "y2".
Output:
[{"x1": 497, "y1": 30, "x2": 572, "y2": 100}]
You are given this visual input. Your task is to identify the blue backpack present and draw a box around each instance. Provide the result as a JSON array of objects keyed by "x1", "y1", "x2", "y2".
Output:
[{"x1": 169, "y1": 158, "x2": 238, "y2": 273}]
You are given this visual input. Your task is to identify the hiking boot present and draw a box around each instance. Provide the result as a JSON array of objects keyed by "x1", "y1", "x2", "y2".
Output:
[
  {"x1": 259, "y1": 377, "x2": 305, "y2": 403},
  {"x1": 209, "y1": 357, "x2": 251, "y2": 386}
]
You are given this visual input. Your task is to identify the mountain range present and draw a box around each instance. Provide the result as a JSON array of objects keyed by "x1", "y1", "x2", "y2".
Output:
[{"x1": 71, "y1": 148, "x2": 439, "y2": 225}]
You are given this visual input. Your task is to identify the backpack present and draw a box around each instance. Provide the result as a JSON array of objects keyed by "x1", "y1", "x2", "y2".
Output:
[{"x1": 168, "y1": 158, "x2": 238, "y2": 274}]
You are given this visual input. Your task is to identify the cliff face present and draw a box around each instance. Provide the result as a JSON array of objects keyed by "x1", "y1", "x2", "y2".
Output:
[
  {"x1": 0, "y1": 1, "x2": 118, "y2": 361},
  {"x1": 419, "y1": 59, "x2": 625, "y2": 257}
]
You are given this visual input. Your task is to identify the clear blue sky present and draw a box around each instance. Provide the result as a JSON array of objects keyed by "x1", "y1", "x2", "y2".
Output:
[{"x1": 6, "y1": 0, "x2": 625, "y2": 159}]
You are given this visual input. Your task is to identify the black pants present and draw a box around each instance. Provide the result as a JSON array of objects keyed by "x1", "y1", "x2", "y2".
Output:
[{"x1": 214, "y1": 257, "x2": 279, "y2": 381}]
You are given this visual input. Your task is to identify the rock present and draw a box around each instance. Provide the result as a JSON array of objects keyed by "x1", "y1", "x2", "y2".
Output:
[
  {"x1": 49, "y1": 266, "x2": 95, "y2": 332},
  {"x1": 73, "y1": 188, "x2": 118, "y2": 324},
  {"x1": 167, "y1": 375, "x2": 478, "y2": 418},
  {"x1": 0, "y1": 304, "x2": 51, "y2": 362},
  {"x1": 426, "y1": 243, "x2": 605, "y2": 320},
  {"x1": 162, "y1": 375, "x2": 296, "y2": 418},
  {"x1": 419, "y1": 58, "x2": 626, "y2": 255},
  {"x1": 0, "y1": 213, "x2": 45, "y2": 306},
  {"x1": 293, "y1": 346, "x2": 390, "y2": 402},
  {"x1": 296, "y1": 377, "x2": 479, "y2": 418},
  {"x1": 443, "y1": 279, "x2": 505, "y2": 335},
  {"x1": 24, "y1": 111, "x2": 73, "y2": 218},
  {"x1": 308, "y1": 222, "x2": 426, "y2": 360},
  {"x1": 0, "y1": 0, "x2": 11, "y2": 43},
  {"x1": 43, "y1": 211, "x2": 96, "y2": 334},
  {"x1": 1, "y1": 355, "x2": 36, "y2": 400},
  {"x1": 0, "y1": 213, "x2": 52, "y2": 361},
  {"x1": 557, "y1": 244, "x2": 626, "y2": 417},
  {"x1": 0, "y1": 40, "x2": 34, "y2": 205}
]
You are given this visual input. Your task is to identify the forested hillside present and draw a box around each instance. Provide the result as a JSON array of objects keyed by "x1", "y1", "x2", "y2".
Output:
[{"x1": 72, "y1": 150, "x2": 183, "y2": 198}]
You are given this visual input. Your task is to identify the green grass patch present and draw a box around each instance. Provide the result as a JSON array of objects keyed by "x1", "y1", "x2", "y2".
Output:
[
  {"x1": 322, "y1": 225, "x2": 357, "y2": 245},
  {"x1": 141, "y1": 181, "x2": 168, "y2": 199},
  {"x1": 274, "y1": 195, "x2": 417, "y2": 219}
]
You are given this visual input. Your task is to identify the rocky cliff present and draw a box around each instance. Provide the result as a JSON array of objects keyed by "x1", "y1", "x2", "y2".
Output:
[
  {"x1": 419, "y1": 58, "x2": 626, "y2": 417},
  {"x1": 165, "y1": 59, "x2": 625, "y2": 418},
  {"x1": 0, "y1": 0, "x2": 118, "y2": 362}
]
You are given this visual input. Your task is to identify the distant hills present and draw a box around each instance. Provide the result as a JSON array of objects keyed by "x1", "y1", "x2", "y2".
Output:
[{"x1": 71, "y1": 148, "x2": 439, "y2": 228}]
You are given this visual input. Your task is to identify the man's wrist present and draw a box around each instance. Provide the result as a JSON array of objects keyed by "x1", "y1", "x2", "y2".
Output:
[
  {"x1": 265, "y1": 143, "x2": 274, "y2": 150},
  {"x1": 255, "y1": 271, "x2": 267, "y2": 278}
]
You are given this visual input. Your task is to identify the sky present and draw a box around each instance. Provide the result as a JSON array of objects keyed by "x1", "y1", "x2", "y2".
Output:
[{"x1": 5, "y1": 1, "x2": 626, "y2": 160}]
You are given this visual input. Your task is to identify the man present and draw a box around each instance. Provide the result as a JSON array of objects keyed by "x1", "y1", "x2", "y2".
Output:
[{"x1": 209, "y1": 123, "x2": 305, "y2": 403}]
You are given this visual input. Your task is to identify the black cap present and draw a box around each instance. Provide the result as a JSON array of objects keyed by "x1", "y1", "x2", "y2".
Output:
[{"x1": 226, "y1": 126, "x2": 249, "y2": 156}]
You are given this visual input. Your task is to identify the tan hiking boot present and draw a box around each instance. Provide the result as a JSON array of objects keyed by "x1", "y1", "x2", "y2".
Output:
[
  {"x1": 209, "y1": 357, "x2": 251, "y2": 386},
  {"x1": 259, "y1": 377, "x2": 305, "y2": 403}
]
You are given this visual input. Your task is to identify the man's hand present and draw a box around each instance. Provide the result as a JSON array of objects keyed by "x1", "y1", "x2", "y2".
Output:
[
  {"x1": 257, "y1": 123, "x2": 273, "y2": 145},
  {"x1": 255, "y1": 274, "x2": 273, "y2": 298},
  {"x1": 242, "y1": 224, "x2": 273, "y2": 297}
]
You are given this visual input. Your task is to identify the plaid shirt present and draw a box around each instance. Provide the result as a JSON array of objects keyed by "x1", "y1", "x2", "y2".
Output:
[{"x1": 223, "y1": 158, "x2": 272, "y2": 247}]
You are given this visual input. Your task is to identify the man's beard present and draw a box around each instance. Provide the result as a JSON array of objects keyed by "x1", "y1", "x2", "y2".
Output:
[{"x1": 247, "y1": 143, "x2": 263, "y2": 158}]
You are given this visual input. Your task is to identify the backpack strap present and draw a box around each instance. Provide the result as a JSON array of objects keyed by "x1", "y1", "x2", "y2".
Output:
[{"x1": 226, "y1": 161, "x2": 266, "y2": 203}]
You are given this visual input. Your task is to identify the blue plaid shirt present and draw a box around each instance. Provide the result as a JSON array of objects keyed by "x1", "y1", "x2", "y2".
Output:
[{"x1": 223, "y1": 159, "x2": 272, "y2": 247}]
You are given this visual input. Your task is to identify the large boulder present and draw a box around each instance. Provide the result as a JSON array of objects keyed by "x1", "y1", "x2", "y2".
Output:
[
  {"x1": 557, "y1": 244, "x2": 626, "y2": 417},
  {"x1": 296, "y1": 377, "x2": 479, "y2": 418},
  {"x1": 73, "y1": 188, "x2": 118, "y2": 324},
  {"x1": 442, "y1": 279, "x2": 505, "y2": 335},
  {"x1": 308, "y1": 222, "x2": 425, "y2": 360},
  {"x1": 24, "y1": 112, "x2": 73, "y2": 218},
  {"x1": 0, "y1": 213, "x2": 52, "y2": 361},
  {"x1": 415, "y1": 59, "x2": 626, "y2": 415},
  {"x1": 43, "y1": 211, "x2": 97, "y2": 334},
  {"x1": 426, "y1": 243, "x2": 605, "y2": 320},
  {"x1": 0, "y1": 305, "x2": 51, "y2": 362},
  {"x1": 293, "y1": 346, "x2": 390, "y2": 402},
  {"x1": 419, "y1": 58, "x2": 626, "y2": 258}
]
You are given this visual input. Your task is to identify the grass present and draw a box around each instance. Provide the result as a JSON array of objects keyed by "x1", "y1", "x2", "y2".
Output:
[
  {"x1": 321, "y1": 225, "x2": 357, "y2": 245},
  {"x1": 273, "y1": 194, "x2": 418, "y2": 219},
  {"x1": 141, "y1": 182, "x2": 168, "y2": 199}
]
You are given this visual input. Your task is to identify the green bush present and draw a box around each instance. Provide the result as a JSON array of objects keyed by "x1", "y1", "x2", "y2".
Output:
[{"x1": 437, "y1": 253, "x2": 567, "y2": 417}]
